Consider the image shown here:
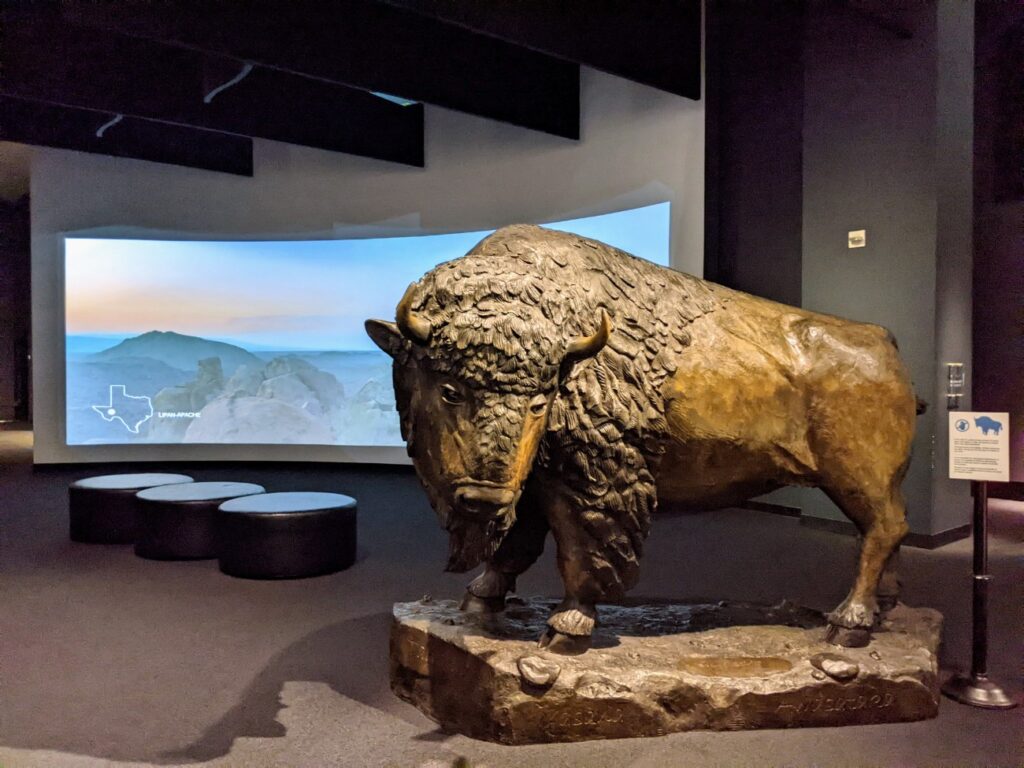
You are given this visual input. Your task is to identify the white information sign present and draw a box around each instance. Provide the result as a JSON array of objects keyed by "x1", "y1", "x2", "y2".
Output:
[{"x1": 949, "y1": 412, "x2": 1010, "y2": 482}]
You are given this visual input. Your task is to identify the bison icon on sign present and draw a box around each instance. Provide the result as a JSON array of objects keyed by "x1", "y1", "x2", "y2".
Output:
[{"x1": 974, "y1": 416, "x2": 1003, "y2": 435}]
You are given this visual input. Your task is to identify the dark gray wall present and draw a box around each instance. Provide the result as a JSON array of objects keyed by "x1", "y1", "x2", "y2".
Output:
[
  {"x1": 712, "y1": 1, "x2": 976, "y2": 536},
  {"x1": 799, "y1": 1, "x2": 975, "y2": 535},
  {"x1": 800, "y1": 2, "x2": 940, "y2": 533},
  {"x1": 973, "y1": 3, "x2": 1024, "y2": 496},
  {"x1": 0, "y1": 195, "x2": 30, "y2": 423},
  {"x1": 705, "y1": 1, "x2": 804, "y2": 306},
  {"x1": 930, "y1": 0, "x2": 976, "y2": 532}
]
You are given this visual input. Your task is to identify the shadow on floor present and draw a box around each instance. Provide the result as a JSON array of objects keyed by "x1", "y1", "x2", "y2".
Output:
[
  {"x1": 162, "y1": 596, "x2": 862, "y2": 762},
  {"x1": 162, "y1": 611, "x2": 399, "y2": 762}
]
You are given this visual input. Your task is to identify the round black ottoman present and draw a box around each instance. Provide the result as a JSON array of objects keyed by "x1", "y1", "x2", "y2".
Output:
[
  {"x1": 69, "y1": 473, "x2": 194, "y2": 544},
  {"x1": 134, "y1": 481, "x2": 266, "y2": 560},
  {"x1": 216, "y1": 492, "x2": 357, "y2": 579}
]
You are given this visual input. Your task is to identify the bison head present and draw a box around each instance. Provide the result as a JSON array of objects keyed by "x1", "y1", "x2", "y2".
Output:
[{"x1": 366, "y1": 284, "x2": 611, "y2": 572}]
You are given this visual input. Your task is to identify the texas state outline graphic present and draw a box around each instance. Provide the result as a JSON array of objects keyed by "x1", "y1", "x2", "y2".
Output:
[{"x1": 91, "y1": 385, "x2": 153, "y2": 434}]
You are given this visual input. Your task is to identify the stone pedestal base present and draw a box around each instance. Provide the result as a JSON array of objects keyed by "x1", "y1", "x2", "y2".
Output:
[{"x1": 390, "y1": 597, "x2": 942, "y2": 744}]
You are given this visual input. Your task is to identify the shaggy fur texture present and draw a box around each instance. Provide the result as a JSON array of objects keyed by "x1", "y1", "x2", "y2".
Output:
[{"x1": 393, "y1": 224, "x2": 724, "y2": 600}]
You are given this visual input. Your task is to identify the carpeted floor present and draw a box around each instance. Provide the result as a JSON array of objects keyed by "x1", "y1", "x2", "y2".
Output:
[{"x1": 0, "y1": 429, "x2": 1021, "y2": 768}]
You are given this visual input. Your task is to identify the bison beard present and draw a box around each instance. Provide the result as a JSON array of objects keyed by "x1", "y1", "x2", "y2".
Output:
[{"x1": 444, "y1": 507, "x2": 517, "y2": 573}]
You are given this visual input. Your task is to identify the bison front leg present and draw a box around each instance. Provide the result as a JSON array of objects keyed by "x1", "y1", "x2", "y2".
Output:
[
  {"x1": 540, "y1": 598, "x2": 597, "y2": 654},
  {"x1": 460, "y1": 492, "x2": 549, "y2": 614},
  {"x1": 460, "y1": 568, "x2": 515, "y2": 614},
  {"x1": 538, "y1": 485, "x2": 647, "y2": 655}
]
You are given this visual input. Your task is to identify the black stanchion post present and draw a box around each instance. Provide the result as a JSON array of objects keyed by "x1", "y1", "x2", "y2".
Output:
[{"x1": 941, "y1": 481, "x2": 1019, "y2": 709}]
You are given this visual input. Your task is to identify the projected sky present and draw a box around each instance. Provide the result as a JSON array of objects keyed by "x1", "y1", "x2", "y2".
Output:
[{"x1": 66, "y1": 203, "x2": 671, "y2": 352}]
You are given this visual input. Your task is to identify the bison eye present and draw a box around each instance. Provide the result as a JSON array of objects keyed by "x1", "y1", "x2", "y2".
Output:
[
  {"x1": 440, "y1": 383, "x2": 465, "y2": 405},
  {"x1": 528, "y1": 395, "x2": 548, "y2": 416}
]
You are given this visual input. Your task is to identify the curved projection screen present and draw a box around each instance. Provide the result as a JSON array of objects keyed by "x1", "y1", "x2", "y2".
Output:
[{"x1": 65, "y1": 203, "x2": 670, "y2": 448}]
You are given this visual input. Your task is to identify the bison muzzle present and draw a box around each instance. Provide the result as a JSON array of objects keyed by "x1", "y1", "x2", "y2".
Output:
[{"x1": 366, "y1": 225, "x2": 920, "y2": 653}]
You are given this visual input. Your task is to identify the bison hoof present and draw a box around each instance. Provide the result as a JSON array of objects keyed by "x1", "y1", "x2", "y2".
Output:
[
  {"x1": 827, "y1": 599, "x2": 876, "y2": 630},
  {"x1": 538, "y1": 627, "x2": 591, "y2": 655},
  {"x1": 459, "y1": 592, "x2": 506, "y2": 614},
  {"x1": 825, "y1": 624, "x2": 872, "y2": 648}
]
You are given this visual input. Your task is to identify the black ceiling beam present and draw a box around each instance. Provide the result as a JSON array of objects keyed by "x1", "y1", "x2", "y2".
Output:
[
  {"x1": 0, "y1": 96, "x2": 253, "y2": 175},
  {"x1": 378, "y1": 0, "x2": 703, "y2": 100},
  {"x1": 61, "y1": 0, "x2": 581, "y2": 139},
  {"x1": 2, "y1": 10, "x2": 424, "y2": 166}
]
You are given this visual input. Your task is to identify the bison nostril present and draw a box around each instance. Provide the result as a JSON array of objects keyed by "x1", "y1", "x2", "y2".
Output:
[{"x1": 454, "y1": 485, "x2": 515, "y2": 517}]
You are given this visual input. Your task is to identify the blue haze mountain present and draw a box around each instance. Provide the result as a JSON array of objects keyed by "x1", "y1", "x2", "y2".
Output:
[{"x1": 91, "y1": 331, "x2": 261, "y2": 374}]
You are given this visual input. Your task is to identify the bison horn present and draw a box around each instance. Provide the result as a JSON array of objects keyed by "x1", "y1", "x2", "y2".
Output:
[
  {"x1": 565, "y1": 310, "x2": 612, "y2": 364},
  {"x1": 396, "y1": 284, "x2": 431, "y2": 345}
]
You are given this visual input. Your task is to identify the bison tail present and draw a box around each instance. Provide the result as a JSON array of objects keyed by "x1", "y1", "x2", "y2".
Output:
[
  {"x1": 885, "y1": 328, "x2": 900, "y2": 350},
  {"x1": 915, "y1": 395, "x2": 928, "y2": 415}
]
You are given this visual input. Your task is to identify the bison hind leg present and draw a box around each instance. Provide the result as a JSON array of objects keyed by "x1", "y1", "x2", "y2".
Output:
[
  {"x1": 824, "y1": 486, "x2": 909, "y2": 648},
  {"x1": 876, "y1": 547, "x2": 902, "y2": 614}
]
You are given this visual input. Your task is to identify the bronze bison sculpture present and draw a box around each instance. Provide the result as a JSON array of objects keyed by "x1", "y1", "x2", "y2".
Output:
[{"x1": 366, "y1": 225, "x2": 920, "y2": 652}]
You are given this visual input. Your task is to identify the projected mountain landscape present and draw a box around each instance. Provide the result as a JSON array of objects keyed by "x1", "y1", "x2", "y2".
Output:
[
  {"x1": 67, "y1": 330, "x2": 397, "y2": 445},
  {"x1": 63, "y1": 203, "x2": 671, "y2": 447}
]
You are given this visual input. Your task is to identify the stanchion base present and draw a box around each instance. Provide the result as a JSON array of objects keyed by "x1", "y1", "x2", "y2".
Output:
[{"x1": 942, "y1": 673, "x2": 1019, "y2": 709}]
